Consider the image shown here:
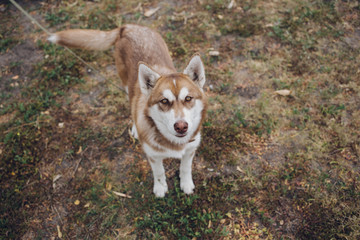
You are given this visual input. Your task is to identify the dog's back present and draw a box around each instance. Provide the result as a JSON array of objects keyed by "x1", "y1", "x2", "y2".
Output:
[
  {"x1": 49, "y1": 24, "x2": 175, "y2": 101},
  {"x1": 113, "y1": 25, "x2": 175, "y2": 101}
]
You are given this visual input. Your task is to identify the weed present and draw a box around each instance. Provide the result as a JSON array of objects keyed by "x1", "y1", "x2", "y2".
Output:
[
  {"x1": 36, "y1": 41, "x2": 84, "y2": 87},
  {"x1": 0, "y1": 38, "x2": 19, "y2": 53},
  {"x1": 87, "y1": 8, "x2": 117, "y2": 30},
  {"x1": 290, "y1": 107, "x2": 310, "y2": 129},
  {"x1": 234, "y1": 110, "x2": 249, "y2": 128},
  {"x1": 45, "y1": 9, "x2": 70, "y2": 27},
  {"x1": 76, "y1": 182, "x2": 126, "y2": 238},
  {"x1": 204, "y1": 0, "x2": 264, "y2": 38},
  {"x1": 320, "y1": 104, "x2": 345, "y2": 117}
]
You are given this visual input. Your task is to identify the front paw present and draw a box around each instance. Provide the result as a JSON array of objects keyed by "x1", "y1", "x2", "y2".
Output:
[
  {"x1": 180, "y1": 178, "x2": 195, "y2": 195},
  {"x1": 153, "y1": 182, "x2": 168, "y2": 198}
]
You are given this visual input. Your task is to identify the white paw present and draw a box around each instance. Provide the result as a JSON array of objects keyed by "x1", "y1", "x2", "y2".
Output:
[
  {"x1": 131, "y1": 123, "x2": 138, "y2": 139},
  {"x1": 180, "y1": 178, "x2": 195, "y2": 195},
  {"x1": 153, "y1": 182, "x2": 168, "y2": 198}
]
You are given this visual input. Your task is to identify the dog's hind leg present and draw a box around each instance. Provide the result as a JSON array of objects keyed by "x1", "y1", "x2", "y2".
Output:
[{"x1": 131, "y1": 123, "x2": 138, "y2": 139}]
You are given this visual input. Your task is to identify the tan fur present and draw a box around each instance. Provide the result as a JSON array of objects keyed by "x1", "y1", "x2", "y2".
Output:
[{"x1": 113, "y1": 25, "x2": 176, "y2": 102}]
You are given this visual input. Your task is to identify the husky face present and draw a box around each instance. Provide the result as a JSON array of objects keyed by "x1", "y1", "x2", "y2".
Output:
[
  {"x1": 147, "y1": 74, "x2": 205, "y2": 144},
  {"x1": 137, "y1": 54, "x2": 206, "y2": 146}
]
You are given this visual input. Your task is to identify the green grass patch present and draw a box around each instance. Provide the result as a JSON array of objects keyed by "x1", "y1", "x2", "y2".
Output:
[
  {"x1": 45, "y1": 9, "x2": 70, "y2": 27},
  {"x1": 0, "y1": 38, "x2": 20, "y2": 53},
  {"x1": 128, "y1": 177, "x2": 231, "y2": 239}
]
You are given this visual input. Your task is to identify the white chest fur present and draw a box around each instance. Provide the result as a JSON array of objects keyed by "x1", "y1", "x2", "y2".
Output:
[{"x1": 142, "y1": 132, "x2": 201, "y2": 160}]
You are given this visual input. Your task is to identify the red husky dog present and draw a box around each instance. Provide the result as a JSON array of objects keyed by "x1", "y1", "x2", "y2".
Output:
[{"x1": 49, "y1": 24, "x2": 207, "y2": 197}]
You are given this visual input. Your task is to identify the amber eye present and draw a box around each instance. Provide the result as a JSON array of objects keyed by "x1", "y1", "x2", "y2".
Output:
[
  {"x1": 185, "y1": 96, "x2": 192, "y2": 102},
  {"x1": 160, "y1": 98, "x2": 169, "y2": 104}
]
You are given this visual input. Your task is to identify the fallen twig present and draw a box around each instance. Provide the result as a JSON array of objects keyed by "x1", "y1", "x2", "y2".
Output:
[{"x1": 112, "y1": 191, "x2": 132, "y2": 199}]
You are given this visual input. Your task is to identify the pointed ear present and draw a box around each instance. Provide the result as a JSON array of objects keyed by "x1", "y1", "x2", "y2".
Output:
[
  {"x1": 138, "y1": 62, "x2": 161, "y2": 96},
  {"x1": 183, "y1": 54, "x2": 206, "y2": 89}
]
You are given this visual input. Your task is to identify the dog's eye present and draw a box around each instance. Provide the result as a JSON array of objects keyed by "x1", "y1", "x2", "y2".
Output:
[
  {"x1": 160, "y1": 98, "x2": 169, "y2": 104},
  {"x1": 185, "y1": 96, "x2": 192, "y2": 102}
]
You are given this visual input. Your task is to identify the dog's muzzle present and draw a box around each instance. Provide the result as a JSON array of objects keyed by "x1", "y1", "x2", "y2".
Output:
[{"x1": 174, "y1": 120, "x2": 188, "y2": 137}]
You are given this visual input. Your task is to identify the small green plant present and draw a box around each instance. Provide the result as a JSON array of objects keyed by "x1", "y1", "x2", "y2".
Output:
[
  {"x1": 290, "y1": 107, "x2": 310, "y2": 129},
  {"x1": 0, "y1": 38, "x2": 19, "y2": 52},
  {"x1": 87, "y1": 9, "x2": 117, "y2": 30},
  {"x1": 45, "y1": 9, "x2": 70, "y2": 27},
  {"x1": 235, "y1": 110, "x2": 248, "y2": 128},
  {"x1": 320, "y1": 104, "x2": 345, "y2": 117}
]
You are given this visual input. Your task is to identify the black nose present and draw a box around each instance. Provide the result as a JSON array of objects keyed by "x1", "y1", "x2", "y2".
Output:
[{"x1": 174, "y1": 120, "x2": 188, "y2": 134}]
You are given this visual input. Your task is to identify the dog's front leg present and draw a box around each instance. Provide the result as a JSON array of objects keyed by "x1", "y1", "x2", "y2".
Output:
[
  {"x1": 180, "y1": 150, "x2": 196, "y2": 195},
  {"x1": 148, "y1": 157, "x2": 168, "y2": 197}
]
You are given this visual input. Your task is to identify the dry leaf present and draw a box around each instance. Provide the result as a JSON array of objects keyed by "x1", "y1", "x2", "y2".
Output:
[
  {"x1": 52, "y1": 174, "x2": 62, "y2": 188},
  {"x1": 12, "y1": 75, "x2": 19, "y2": 80},
  {"x1": 57, "y1": 225, "x2": 62, "y2": 238},
  {"x1": 144, "y1": 7, "x2": 160, "y2": 17},
  {"x1": 133, "y1": 2, "x2": 142, "y2": 12},
  {"x1": 228, "y1": 0, "x2": 236, "y2": 9},
  {"x1": 41, "y1": 110, "x2": 50, "y2": 115},
  {"x1": 106, "y1": 182, "x2": 112, "y2": 191},
  {"x1": 275, "y1": 89, "x2": 291, "y2": 96},
  {"x1": 76, "y1": 146, "x2": 82, "y2": 154},
  {"x1": 236, "y1": 166, "x2": 244, "y2": 173},
  {"x1": 209, "y1": 50, "x2": 220, "y2": 56},
  {"x1": 53, "y1": 174, "x2": 62, "y2": 183}
]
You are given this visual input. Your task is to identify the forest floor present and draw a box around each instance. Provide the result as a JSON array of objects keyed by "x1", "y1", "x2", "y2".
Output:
[{"x1": 1, "y1": 0, "x2": 359, "y2": 239}]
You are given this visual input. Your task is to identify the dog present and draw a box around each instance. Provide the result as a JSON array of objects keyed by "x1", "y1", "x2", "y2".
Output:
[{"x1": 48, "y1": 24, "x2": 207, "y2": 197}]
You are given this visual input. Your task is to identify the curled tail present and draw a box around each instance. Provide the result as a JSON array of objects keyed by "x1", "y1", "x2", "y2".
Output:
[{"x1": 48, "y1": 28, "x2": 120, "y2": 51}]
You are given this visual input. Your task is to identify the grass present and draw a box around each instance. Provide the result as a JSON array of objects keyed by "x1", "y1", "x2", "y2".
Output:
[
  {"x1": 1, "y1": 0, "x2": 360, "y2": 239},
  {"x1": 130, "y1": 180, "x2": 225, "y2": 239}
]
